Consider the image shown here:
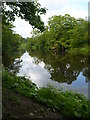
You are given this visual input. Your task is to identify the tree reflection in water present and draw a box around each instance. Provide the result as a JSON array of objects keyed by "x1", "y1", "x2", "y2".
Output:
[
  {"x1": 29, "y1": 50, "x2": 88, "y2": 84},
  {"x1": 7, "y1": 51, "x2": 89, "y2": 98}
]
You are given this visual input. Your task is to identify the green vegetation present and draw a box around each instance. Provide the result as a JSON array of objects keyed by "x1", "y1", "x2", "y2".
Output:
[
  {"x1": 69, "y1": 47, "x2": 88, "y2": 56},
  {"x1": 2, "y1": 0, "x2": 46, "y2": 66},
  {"x1": 2, "y1": 22, "x2": 25, "y2": 66},
  {"x1": 26, "y1": 14, "x2": 88, "y2": 55},
  {"x1": 2, "y1": 68, "x2": 90, "y2": 119},
  {"x1": 2, "y1": 1, "x2": 46, "y2": 31},
  {"x1": 2, "y1": 1, "x2": 89, "y2": 119},
  {"x1": 2, "y1": 67, "x2": 37, "y2": 98}
]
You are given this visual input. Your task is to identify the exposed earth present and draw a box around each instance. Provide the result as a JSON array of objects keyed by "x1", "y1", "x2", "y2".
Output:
[{"x1": 2, "y1": 87, "x2": 66, "y2": 119}]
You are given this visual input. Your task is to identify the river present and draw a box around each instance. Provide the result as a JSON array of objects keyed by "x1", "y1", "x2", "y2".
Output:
[{"x1": 8, "y1": 51, "x2": 89, "y2": 99}]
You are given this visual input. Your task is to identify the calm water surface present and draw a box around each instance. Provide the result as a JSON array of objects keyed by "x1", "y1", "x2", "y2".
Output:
[{"x1": 10, "y1": 51, "x2": 89, "y2": 98}]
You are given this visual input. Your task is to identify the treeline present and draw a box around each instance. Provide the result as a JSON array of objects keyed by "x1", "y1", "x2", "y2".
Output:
[{"x1": 26, "y1": 14, "x2": 88, "y2": 54}]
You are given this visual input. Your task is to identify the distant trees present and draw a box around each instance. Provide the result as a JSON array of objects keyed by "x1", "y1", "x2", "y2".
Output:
[{"x1": 27, "y1": 14, "x2": 88, "y2": 53}]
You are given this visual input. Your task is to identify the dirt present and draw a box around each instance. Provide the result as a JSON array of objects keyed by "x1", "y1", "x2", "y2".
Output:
[{"x1": 2, "y1": 87, "x2": 66, "y2": 119}]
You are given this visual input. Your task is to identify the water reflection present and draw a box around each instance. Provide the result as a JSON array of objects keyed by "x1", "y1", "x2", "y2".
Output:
[
  {"x1": 11, "y1": 51, "x2": 89, "y2": 98},
  {"x1": 17, "y1": 52, "x2": 51, "y2": 87},
  {"x1": 3, "y1": 50, "x2": 24, "y2": 67}
]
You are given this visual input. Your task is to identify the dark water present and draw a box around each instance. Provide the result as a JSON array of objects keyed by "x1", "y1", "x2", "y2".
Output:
[{"x1": 9, "y1": 51, "x2": 89, "y2": 98}]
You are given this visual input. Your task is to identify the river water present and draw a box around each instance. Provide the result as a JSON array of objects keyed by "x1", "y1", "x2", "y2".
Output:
[{"x1": 9, "y1": 51, "x2": 89, "y2": 99}]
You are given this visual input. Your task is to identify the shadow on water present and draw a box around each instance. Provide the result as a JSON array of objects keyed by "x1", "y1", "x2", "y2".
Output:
[{"x1": 6, "y1": 50, "x2": 89, "y2": 98}]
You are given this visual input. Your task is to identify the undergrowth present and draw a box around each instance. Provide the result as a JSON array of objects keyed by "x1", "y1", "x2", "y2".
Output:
[{"x1": 2, "y1": 67, "x2": 90, "y2": 119}]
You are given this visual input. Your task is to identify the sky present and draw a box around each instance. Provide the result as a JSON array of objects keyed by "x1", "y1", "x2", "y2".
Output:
[{"x1": 12, "y1": 0, "x2": 89, "y2": 38}]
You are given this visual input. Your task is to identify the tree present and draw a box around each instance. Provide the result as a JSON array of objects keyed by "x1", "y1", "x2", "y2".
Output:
[
  {"x1": 47, "y1": 14, "x2": 78, "y2": 51},
  {"x1": 70, "y1": 18, "x2": 88, "y2": 48},
  {"x1": 2, "y1": 22, "x2": 22, "y2": 66},
  {"x1": 2, "y1": 0, "x2": 47, "y2": 66},
  {"x1": 26, "y1": 14, "x2": 88, "y2": 54},
  {"x1": 2, "y1": 0, "x2": 46, "y2": 31}
]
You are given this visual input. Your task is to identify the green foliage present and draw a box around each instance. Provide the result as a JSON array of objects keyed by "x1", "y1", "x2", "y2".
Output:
[
  {"x1": 70, "y1": 18, "x2": 88, "y2": 48},
  {"x1": 2, "y1": 0, "x2": 46, "y2": 31},
  {"x1": 2, "y1": 67, "x2": 37, "y2": 98},
  {"x1": 2, "y1": 0, "x2": 47, "y2": 66},
  {"x1": 37, "y1": 87, "x2": 89, "y2": 119},
  {"x1": 26, "y1": 14, "x2": 88, "y2": 54},
  {"x1": 2, "y1": 22, "x2": 25, "y2": 66},
  {"x1": 2, "y1": 68, "x2": 90, "y2": 119},
  {"x1": 69, "y1": 47, "x2": 89, "y2": 56}
]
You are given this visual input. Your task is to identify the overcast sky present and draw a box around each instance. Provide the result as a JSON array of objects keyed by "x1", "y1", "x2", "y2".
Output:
[{"x1": 12, "y1": 0, "x2": 89, "y2": 38}]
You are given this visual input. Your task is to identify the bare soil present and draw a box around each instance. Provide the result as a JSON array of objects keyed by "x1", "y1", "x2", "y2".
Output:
[{"x1": 2, "y1": 87, "x2": 66, "y2": 119}]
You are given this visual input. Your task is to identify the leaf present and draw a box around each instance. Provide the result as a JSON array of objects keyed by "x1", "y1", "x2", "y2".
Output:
[{"x1": 74, "y1": 111, "x2": 81, "y2": 117}]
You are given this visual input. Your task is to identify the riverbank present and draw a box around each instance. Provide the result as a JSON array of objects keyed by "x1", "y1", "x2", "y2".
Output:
[
  {"x1": 3, "y1": 87, "x2": 65, "y2": 119},
  {"x1": 2, "y1": 68, "x2": 90, "y2": 119}
]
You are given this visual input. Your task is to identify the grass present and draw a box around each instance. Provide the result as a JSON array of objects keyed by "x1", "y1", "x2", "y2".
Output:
[
  {"x1": 2, "y1": 67, "x2": 37, "y2": 98},
  {"x1": 37, "y1": 87, "x2": 89, "y2": 119},
  {"x1": 2, "y1": 67, "x2": 90, "y2": 119}
]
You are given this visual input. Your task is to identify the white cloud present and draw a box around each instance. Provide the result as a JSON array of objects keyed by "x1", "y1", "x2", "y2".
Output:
[
  {"x1": 12, "y1": 17, "x2": 33, "y2": 38},
  {"x1": 73, "y1": 0, "x2": 89, "y2": 2},
  {"x1": 59, "y1": 4, "x2": 88, "y2": 18},
  {"x1": 39, "y1": 0, "x2": 88, "y2": 22}
]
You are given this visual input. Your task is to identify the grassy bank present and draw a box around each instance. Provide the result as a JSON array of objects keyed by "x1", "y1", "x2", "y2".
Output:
[{"x1": 2, "y1": 68, "x2": 90, "y2": 119}]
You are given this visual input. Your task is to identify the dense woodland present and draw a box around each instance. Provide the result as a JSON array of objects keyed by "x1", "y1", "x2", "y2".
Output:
[
  {"x1": 26, "y1": 14, "x2": 88, "y2": 54},
  {"x1": 2, "y1": 0, "x2": 90, "y2": 119}
]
